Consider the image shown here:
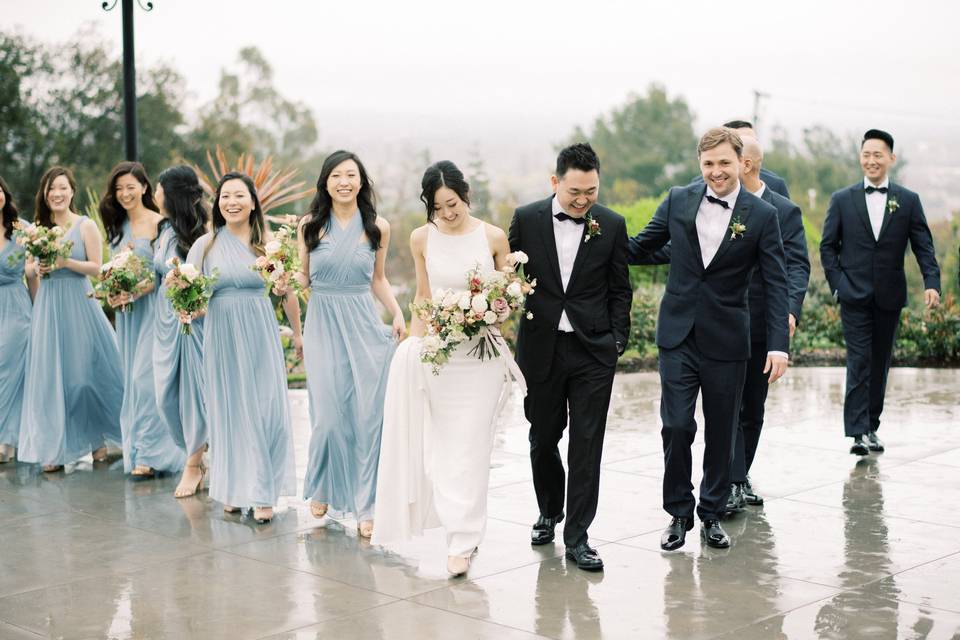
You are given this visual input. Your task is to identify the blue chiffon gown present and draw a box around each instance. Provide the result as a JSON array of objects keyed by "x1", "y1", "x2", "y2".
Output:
[
  {"x1": 0, "y1": 238, "x2": 31, "y2": 449},
  {"x1": 153, "y1": 224, "x2": 207, "y2": 457},
  {"x1": 302, "y1": 213, "x2": 395, "y2": 520},
  {"x1": 18, "y1": 218, "x2": 123, "y2": 466},
  {"x1": 186, "y1": 229, "x2": 295, "y2": 508},
  {"x1": 111, "y1": 221, "x2": 185, "y2": 473}
]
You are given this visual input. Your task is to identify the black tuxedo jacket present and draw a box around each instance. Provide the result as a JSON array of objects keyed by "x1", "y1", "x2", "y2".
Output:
[
  {"x1": 628, "y1": 184, "x2": 790, "y2": 360},
  {"x1": 820, "y1": 181, "x2": 940, "y2": 310},
  {"x1": 690, "y1": 168, "x2": 790, "y2": 199},
  {"x1": 509, "y1": 198, "x2": 632, "y2": 383},
  {"x1": 749, "y1": 188, "x2": 810, "y2": 341}
]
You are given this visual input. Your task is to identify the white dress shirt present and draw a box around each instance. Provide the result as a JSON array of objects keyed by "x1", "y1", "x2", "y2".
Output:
[
  {"x1": 864, "y1": 176, "x2": 890, "y2": 240},
  {"x1": 752, "y1": 181, "x2": 766, "y2": 200},
  {"x1": 551, "y1": 196, "x2": 583, "y2": 332}
]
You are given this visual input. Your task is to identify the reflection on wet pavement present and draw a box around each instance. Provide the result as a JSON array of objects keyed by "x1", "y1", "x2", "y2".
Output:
[{"x1": 1, "y1": 368, "x2": 959, "y2": 638}]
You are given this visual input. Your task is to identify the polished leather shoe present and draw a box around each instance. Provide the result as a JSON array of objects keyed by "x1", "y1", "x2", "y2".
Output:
[
  {"x1": 660, "y1": 516, "x2": 693, "y2": 551},
  {"x1": 725, "y1": 483, "x2": 746, "y2": 515},
  {"x1": 565, "y1": 542, "x2": 603, "y2": 571},
  {"x1": 850, "y1": 435, "x2": 870, "y2": 456},
  {"x1": 700, "y1": 519, "x2": 731, "y2": 548},
  {"x1": 742, "y1": 477, "x2": 764, "y2": 506},
  {"x1": 531, "y1": 512, "x2": 564, "y2": 546},
  {"x1": 866, "y1": 431, "x2": 885, "y2": 452}
]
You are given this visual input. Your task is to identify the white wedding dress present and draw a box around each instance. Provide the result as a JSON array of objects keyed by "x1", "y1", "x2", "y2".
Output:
[{"x1": 373, "y1": 222, "x2": 512, "y2": 558}]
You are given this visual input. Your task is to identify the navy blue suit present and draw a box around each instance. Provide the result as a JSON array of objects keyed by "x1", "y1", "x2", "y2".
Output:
[
  {"x1": 629, "y1": 183, "x2": 789, "y2": 521},
  {"x1": 820, "y1": 180, "x2": 940, "y2": 436}
]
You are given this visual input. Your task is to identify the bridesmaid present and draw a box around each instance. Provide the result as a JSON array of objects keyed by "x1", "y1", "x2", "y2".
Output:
[
  {"x1": 18, "y1": 167, "x2": 123, "y2": 472},
  {"x1": 0, "y1": 176, "x2": 38, "y2": 463},
  {"x1": 297, "y1": 151, "x2": 404, "y2": 538},
  {"x1": 185, "y1": 172, "x2": 302, "y2": 523},
  {"x1": 100, "y1": 162, "x2": 185, "y2": 478},
  {"x1": 153, "y1": 165, "x2": 209, "y2": 497}
]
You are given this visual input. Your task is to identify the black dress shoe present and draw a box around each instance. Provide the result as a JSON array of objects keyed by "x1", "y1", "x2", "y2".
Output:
[
  {"x1": 850, "y1": 435, "x2": 870, "y2": 456},
  {"x1": 565, "y1": 542, "x2": 603, "y2": 571},
  {"x1": 700, "y1": 519, "x2": 730, "y2": 548},
  {"x1": 866, "y1": 431, "x2": 885, "y2": 452},
  {"x1": 742, "y1": 477, "x2": 764, "y2": 506},
  {"x1": 531, "y1": 512, "x2": 564, "y2": 546},
  {"x1": 725, "y1": 483, "x2": 746, "y2": 515},
  {"x1": 660, "y1": 516, "x2": 693, "y2": 551}
]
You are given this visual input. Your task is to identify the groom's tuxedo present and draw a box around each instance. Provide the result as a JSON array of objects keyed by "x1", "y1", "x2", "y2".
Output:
[
  {"x1": 510, "y1": 196, "x2": 632, "y2": 548},
  {"x1": 820, "y1": 179, "x2": 940, "y2": 436},
  {"x1": 629, "y1": 182, "x2": 789, "y2": 522}
]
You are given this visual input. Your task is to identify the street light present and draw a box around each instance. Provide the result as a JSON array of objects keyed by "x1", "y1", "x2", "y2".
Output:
[{"x1": 101, "y1": 0, "x2": 154, "y2": 161}]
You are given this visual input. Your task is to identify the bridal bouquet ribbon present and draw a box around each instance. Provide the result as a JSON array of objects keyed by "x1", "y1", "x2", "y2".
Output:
[
  {"x1": 164, "y1": 256, "x2": 218, "y2": 335},
  {"x1": 9, "y1": 220, "x2": 74, "y2": 278},
  {"x1": 91, "y1": 247, "x2": 154, "y2": 313},
  {"x1": 251, "y1": 224, "x2": 302, "y2": 298},
  {"x1": 412, "y1": 251, "x2": 536, "y2": 375}
]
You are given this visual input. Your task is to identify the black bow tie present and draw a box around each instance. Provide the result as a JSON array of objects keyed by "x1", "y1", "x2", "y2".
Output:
[
  {"x1": 865, "y1": 185, "x2": 888, "y2": 194},
  {"x1": 554, "y1": 212, "x2": 586, "y2": 224},
  {"x1": 705, "y1": 194, "x2": 730, "y2": 210}
]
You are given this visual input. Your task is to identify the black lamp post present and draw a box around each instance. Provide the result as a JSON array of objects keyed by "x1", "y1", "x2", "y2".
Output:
[{"x1": 101, "y1": 0, "x2": 153, "y2": 161}]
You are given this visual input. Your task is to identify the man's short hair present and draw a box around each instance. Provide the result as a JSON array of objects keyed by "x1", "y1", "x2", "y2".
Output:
[
  {"x1": 698, "y1": 127, "x2": 744, "y2": 158},
  {"x1": 556, "y1": 143, "x2": 600, "y2": 177},
  {"x1": 862, "y1": 129, "x2": 894, "y2": 152},
  {"x1": 722, "y1": 120, "x2": 754, "y2": 130}
]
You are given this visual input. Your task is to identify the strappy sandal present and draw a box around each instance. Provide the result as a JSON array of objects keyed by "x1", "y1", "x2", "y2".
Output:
[
  {"x1": 174, "y1": 463, "x2": 206, "y2": 498},
  {"x1": 310, "y1": 501, "x2": 328, "y2": 519}
]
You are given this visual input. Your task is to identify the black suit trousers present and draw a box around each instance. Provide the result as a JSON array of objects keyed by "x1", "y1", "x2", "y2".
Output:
[
  {"x1": 731, "y1": 341, "x2": 770, "y2": 483},
  {"x1": 840, "y1": 302, "x2": 901, "y2": 436},
  {"x1": 524, "y1": 332, "x2": 615, "y2": 547},
  {"x1": 659, "y1": 332, "x2": 747, "y2": 522}
]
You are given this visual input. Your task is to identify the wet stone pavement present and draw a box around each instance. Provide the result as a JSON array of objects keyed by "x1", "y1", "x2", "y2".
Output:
[{"x1": 1, "y1": 367, "x2": 959, "y2": 639}]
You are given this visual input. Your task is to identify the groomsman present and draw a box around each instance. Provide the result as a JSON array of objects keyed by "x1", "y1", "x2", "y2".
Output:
[
  {"x1": 629, "y1": 128, "x2": 790, "y2": 550},
  {"x1": 510, "y1": 143, "x2": 632, "y2": 571},
  {"x1": 691, "y1": 120, "x2": 791, "y2": 199},
  {"x1": 820, "y1": 129, "x2": 940, "y2": 455},
  {"x1": 727, "y1": 137, "x2": 809, "y2": 511}
]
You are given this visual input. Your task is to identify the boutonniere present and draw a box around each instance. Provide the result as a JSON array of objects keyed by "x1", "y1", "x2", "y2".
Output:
[
  {"x1": 729, "y1": 216, "x2": 747, "y2": 240},
  {"x1": 584, "y1": 214, "x2": 601, "y2": 243},
  {"x1": 886, "y1": 197, "x2": 899, "y2": 214}
]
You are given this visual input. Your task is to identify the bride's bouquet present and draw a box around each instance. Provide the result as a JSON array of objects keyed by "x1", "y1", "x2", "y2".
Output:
[
  {"x1": 412, "y1": 251, "x2": 535, "y2": 374},
  {"x1": 252, "y1": 224, "x2": 302, "y2": 297},
  {"x1": 10, "y1": 220, "x2": 73, "y2": 278},
  {"x1": 91, "y1": 248, "x2": 154, "y2": 313},
  {"x1": 163, "y1": 257, "x2": 218, "y2": 335}
]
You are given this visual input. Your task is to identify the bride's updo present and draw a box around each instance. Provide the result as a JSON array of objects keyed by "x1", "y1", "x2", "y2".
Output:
[{"x1": 420, "y1": 161, "x2": 470, "y2": 222}]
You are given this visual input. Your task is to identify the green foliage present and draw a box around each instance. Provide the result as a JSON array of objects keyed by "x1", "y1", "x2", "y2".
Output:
[{"x1": 617, "y1": 195, "x2": 669, "y2": 288}]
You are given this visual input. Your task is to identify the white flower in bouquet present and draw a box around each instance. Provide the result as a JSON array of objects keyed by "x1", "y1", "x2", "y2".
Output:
[
  {"x1": 458, "y1": 293, "x2": 472, "y2": 310},
  {"x1": 506, "y1": 281, "x2": 523, "y2": 298},
  {"x1": 470, "y1": 294, "x2": 488, "y2": 313},
  {"x1": 441, "y1": 289, "x2": 460, "y2": 308},
  {"x1": 421, "y1": 334, "x2": 442, "y2": 353},
  {"x1": 482, "y1": 310, "x2": 498, "y2": 324},
  {"x1": 264, "y1": 240, "x2": 282, "y2": 256},
  {"x1": 179, "y1": 263, "x2": 200, "y2": 282},
  {"x1": 484, "y1": 270, "x2": 507, "y2": 285},
  {"x1": 506, "y1": 251, "x2": 529, "y2": 266}
]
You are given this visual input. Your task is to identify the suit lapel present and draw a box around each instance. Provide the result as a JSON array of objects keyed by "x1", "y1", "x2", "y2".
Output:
[
  {"x1": 683, "y1": 185, "x2": 706, "y2": 270},
  {"x1": 706, "y1": 190, "x2": 749, "y2": 271},
  {"x1": 565, "y1": 217, "x2": 592, "y2": 292},
  {"x1": 537, "y1": 199, "x2": 563, "y2": 287},
  {"x1": 851, "y1": 182, "x2": 875, "y2": 241},
  {"x1": 877, "y1": 182, "x2": 899, "y2": 240}
]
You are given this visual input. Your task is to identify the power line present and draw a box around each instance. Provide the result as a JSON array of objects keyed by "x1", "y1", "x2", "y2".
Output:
[{"x1": 767, "y1": 93, "x2": 960, "y2": 125}]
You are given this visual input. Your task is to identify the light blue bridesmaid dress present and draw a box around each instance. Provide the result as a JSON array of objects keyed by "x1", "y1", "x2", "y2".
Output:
[
  {"x1": 18, "y1": 218, "x2": 123, "y2": 466},
  {"x1": 0, "y1": 236, "x2": 31, "y2": 449},
  {"x1": 111, "y1": 221, "x2": 185, "y2": 474},
  {"x1": 302, "y1": 213, "x2": 395, "y2": 520},
  {"x1": 152, "y1": 224, "x2": 206, "y2": 457},
  {"x1": 186, "y1": 229, "x2": 295, "y2": 508}
]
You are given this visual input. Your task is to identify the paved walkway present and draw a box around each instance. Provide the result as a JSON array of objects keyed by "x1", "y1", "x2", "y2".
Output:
[{"x1": 1, "y1": 368, "x2": 959, "y2": 639}]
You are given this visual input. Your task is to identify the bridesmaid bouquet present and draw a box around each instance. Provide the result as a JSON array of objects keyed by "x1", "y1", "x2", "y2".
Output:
[
  {"x1": 10, "y1": 220, "x2": 73, "y2": 278},
  {"x1": 164, "y1": 256, "x2": 218, "y2": 335},
  {"x1": 91, "y1": 248, "x2": 154, "y2": 313},
  {"x1": 252, "y1": 224, "x2": 302, "y2": 297},
  {"x1": 413, "y1": 251, "x2": 535, "y2": 374}
]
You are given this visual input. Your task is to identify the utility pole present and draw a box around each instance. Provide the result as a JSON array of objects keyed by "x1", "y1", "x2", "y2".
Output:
[
  {"x1": 102, "y1": 0, "x2": 154, "y2": 161},
  {"x1": 752, "y1": 89, "x2": 770, "y2": 139}
]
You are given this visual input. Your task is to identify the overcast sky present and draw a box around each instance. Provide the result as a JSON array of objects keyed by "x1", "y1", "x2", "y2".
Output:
[{"x1": 7, "y1": 0, "x2": 960, "y2": 210}]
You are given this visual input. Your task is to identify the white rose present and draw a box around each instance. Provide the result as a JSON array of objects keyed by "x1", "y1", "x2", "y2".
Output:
[
  {"x1": 506, "y1": 282, "x2": 522, "y2": 298},
  {"x1": 458, "y1": 293, "x2": 472, "y2": 310},
  {"x1": 264, "y1": 240, "x2": 282, "y2": 256},
  {"x1": 507, "y1": 251, "x2": 529, "y2": 266},
  {"x1": 471, "y1": 294, "x2": 488, "y2": 313},
  {"x1": 179, "y1": 263, "x2": 200, "y2": 282},
  {"x1": 441, "y1": 289, "x2": 460, "y2": 308},
  {"x1": 421, "y1": 335, "x2": 441, "y2": 353},
  {"x1": 483, "y1": 310, "x2": 498, "y2": 324}
]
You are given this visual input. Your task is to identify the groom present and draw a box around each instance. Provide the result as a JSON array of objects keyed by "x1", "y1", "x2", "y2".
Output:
[
  {"x1": 629, "y1": 127, "x2": 790, "y2": 550},
  {"x1": 509, "y1": 143, "x2": 632, "y2": 571}
]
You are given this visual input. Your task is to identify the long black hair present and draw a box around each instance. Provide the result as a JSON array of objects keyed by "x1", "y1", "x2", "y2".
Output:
[
  {"x1": 0, "y1": 176, "x2": 18, "y2": 240},
  {"x1": 204, "y1": 172, "x2": 265, "y2": 264},
  {"x1": 35, "y1": 166, "x2": 78, "y2": 228},
  {"x1": 420, "y1": 160, "x2": 470, "y2": 223},
  {"x1": 99, "y1": 161, "x2": 159, "y2": 247},
  {"x1": 302, "y1": 150, "x2": 380, "y2": 252},
  {"x1": 157, "y1": 165, "x2": 208, "y2": 259}
]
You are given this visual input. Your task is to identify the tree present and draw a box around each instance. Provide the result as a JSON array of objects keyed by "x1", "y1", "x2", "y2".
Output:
[{"x1": 566, "y1": 84, "x2": 699, "y2": 201}]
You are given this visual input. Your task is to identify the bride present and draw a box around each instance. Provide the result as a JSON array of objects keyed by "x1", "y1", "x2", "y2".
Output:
[{"x1": 372, "y1": 161, "x2": 517, "y2": 577}]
